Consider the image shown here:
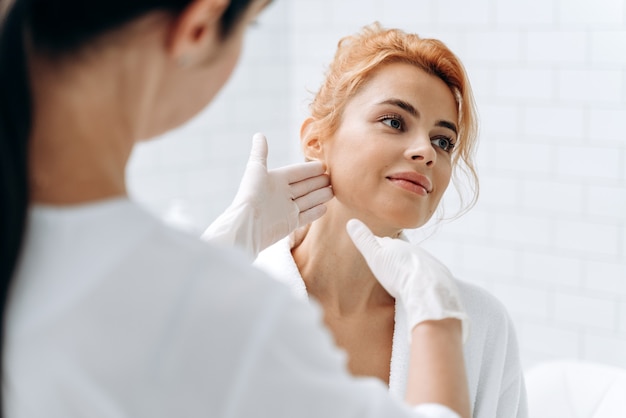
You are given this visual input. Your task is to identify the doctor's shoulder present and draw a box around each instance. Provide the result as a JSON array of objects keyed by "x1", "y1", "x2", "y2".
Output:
[{"x1": 141, "y1": 221, "x2": 295, "y2": 309}]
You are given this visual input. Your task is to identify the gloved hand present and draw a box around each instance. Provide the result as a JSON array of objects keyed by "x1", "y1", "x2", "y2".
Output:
[
  {"x1": 346, "y1": 219, "x2": 469, "y2": 343},
  {"x1": 202, "y1": 133, "x2": 333, "y2": 259}
]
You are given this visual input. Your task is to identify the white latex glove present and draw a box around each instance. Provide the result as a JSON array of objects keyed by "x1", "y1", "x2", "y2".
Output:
[
  {"x1": 203, "y1": 133, "x2": 333, "y2": 259},
  {"x1": 346, "y1": 219, "x2": 469, "y2": 343}
]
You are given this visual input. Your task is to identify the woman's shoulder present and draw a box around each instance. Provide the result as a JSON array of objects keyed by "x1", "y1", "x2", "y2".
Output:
[
  {"x1": 456, "y1": 279, "x2": 509, "y2": 318},
  {"x1": 455, "y1": 279, "x2": 517, "y2": 341},
  {"x1": 455, "y1": 279, "x2": 526, "y2": 414}
]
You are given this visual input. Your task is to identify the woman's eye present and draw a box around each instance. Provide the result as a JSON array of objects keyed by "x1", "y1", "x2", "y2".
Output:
[
  {"x1": 381, "y1": 117, "x2": 403, "y2": 130},
  {"x1": 431, "y1": 136, "x2": 455, "y2": 152}
]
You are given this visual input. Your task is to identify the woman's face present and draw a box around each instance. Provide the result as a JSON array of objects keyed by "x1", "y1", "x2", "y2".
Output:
[{"x1": 319, "y1": 62, "x2": 459, "y2": 235}]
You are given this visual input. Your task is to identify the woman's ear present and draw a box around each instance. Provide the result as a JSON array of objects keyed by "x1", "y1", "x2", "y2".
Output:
[
  {"x1": 167, "y1": 0, "x2": 230, "y2": 64},
  {"x1": 300, "y1": 117, "x2": 324, "y2": 162}
]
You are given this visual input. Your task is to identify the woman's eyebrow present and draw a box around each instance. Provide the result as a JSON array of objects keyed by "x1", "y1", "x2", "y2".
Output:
[
  {"x1": 436, "y1": 120, "x2": 458, "y2": 135},
  {"x1": 377, "y1": 98, "x2": 418, "y2": 117}
]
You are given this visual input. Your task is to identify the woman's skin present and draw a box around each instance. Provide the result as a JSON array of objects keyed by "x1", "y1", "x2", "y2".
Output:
[{"x1": 294, "y1": 62, "x2": 459, "y2": 384}]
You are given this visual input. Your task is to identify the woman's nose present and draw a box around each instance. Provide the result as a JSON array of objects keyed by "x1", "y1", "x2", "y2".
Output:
[{"x1": 404, "y1": 135, "x2": 436, "y2": 167}]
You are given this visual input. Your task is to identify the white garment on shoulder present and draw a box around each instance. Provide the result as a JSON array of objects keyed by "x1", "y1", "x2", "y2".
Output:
[
  {"x1": 255, "y1": 235, "x2": 529, "y2": 418},
  {"x1": 5, "y1": 198, "x2": 460, "y2": 418}
]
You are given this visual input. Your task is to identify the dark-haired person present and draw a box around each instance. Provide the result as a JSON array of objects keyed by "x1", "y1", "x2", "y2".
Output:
[{"x1": 1, "y1": 1, "x2": 469, "y2": 417}]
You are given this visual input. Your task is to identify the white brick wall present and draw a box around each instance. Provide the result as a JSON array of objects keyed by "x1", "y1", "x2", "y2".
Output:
[
  {"x1": 435, "y1": 0, "x2": 491, "y2": 25},
  {"x1": 555, "y1": 219, "x2": 620, "y2": 257},
  {"x1": 461, "y1": 242, "x2": 519, "y2": 278},
  {"x1": 584, "y1": 332, "x2": 626, "y2": 367},
  {"x1": 495, "y1": 69, "x2": 554, "y2": 101},
  {"x1": 526, "y1": 31, "x2": 588, "y2": 64},
  {"x1": 496, "y1": 0, "x2": 554, "y2": 25},
  {"x1": 620, "y1": 302, "x2": 626, "y2": 332},
  {"x1": 555, "y1": 292, "x2": 617, "y2": 330},
  {"x1": 493, "y1": 142, "x2": 553, "y2": 173},
  {"x1": 559, "y1": 0, "x2": 624, "y2": 25},
  {"x1": 523, "y1": 106, "x2": 585, "y2": 141},
  {"x1": 127, "y1": 0, "x2": 626, "y2": 374},
  {"x1": 584, "y1": 260, "x2": 626, "y2": 295},
  {"x1": 465, "y1": 32, "x2": 523, "y2": 64},
  {"x1": 558, "y1": 69, "x2": 623, "y2": 104},
  {"x1": 557, "y1": 146, "x2": 622, "y2": 181},
  {"x1": 522, "y1": 179, "x2": 585, "y2": 215},
  {"x1": 522, "y1": 321, "x2": 580, "y2": 358},
  {"x1": 588, "y1": 107, "x2": 626, "y2": 145},
  {"x1": 493, "y1": 282, "x2": 551, "y2": 318},
  {"x1": 592, "y1": 31, "x2": 626, "y2": 65},
  {"x1": 522, "y1": 252, "x2": 583, "y2": 287}
]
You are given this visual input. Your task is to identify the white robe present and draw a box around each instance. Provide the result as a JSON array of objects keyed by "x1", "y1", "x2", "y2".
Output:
[{"x1": 255, "y1": 235, "x2": 529, "y2": 418}]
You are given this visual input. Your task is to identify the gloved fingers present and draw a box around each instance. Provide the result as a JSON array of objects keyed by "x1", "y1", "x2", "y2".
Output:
[
  {"x1": 289, "y1": 173, "x2": 331, "y2": 200},
  {"x1": 293, "y1": 186, "x2": 333, "y2": 213},
  {"x1": 247, "y1": 132, "x2": 269, "y2": 169},
  {"x1": 346, "y1": 219, "x2": 382, "y2": 261},
  {"x1": 298, "y1": 204, "x2": 328, "y2": 227},
  {"x1": 273, "y1": 161, "x2": 326, "y2": 184}
]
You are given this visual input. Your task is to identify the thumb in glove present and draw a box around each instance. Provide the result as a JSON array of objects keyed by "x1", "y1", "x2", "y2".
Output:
[{"x1": 203, "y1": 133, "x2": 332, "y2": 259}]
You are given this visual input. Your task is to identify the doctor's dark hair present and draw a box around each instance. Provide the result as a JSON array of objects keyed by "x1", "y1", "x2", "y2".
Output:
[
  {"x1": 0, "y1": 0, "x2": 254, "y2": 413},
  {"x1": 305, "y1": 23, "x2": 480, "y2": 220}
]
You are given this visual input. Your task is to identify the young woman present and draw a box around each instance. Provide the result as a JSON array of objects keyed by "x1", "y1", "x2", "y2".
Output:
[
  {"x1": 1, "y1": 1, "x2": 470, "y2": 417},
  {"x1": 255, "y1": 24, "x2": 528, "y2": 417}
]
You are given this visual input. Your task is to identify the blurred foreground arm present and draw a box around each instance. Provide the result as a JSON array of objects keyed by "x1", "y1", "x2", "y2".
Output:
[
  {"x1": 346, "y1": 219, "x2": 471, "y2": 418},
  {"x1": 203, "y1": 133, "x2": 332, "y2": 259}
]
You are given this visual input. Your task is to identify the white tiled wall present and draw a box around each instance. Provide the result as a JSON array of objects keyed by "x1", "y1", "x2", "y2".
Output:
[{"x1": 127, "y1": 0, "x2": 626, "y2": 371}]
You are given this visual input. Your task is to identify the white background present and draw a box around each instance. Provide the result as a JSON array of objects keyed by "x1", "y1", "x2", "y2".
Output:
[{"x1": 127, "y1": 0, "x2": 626, "y2": 372}]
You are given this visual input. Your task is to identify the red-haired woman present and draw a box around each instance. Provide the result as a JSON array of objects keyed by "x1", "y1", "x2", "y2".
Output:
[{"x1": 255, "y1": 23, "x2": 528, "y2": 418}]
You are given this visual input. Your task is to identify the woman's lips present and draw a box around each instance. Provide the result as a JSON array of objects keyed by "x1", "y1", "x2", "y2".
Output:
[{"x1": 387, "y1": 172, "x2": 432, "y2": 196}]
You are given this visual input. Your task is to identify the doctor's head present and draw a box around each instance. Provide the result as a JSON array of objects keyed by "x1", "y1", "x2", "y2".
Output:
[
  {"x1": 300, "y1": 23, "x2": 479, "y2": 236},
  {"x1": 0, "y1": 0, "x2": 270, "y2": 382}
]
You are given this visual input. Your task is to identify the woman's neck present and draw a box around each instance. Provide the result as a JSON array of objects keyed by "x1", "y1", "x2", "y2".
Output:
[
  {"x1": 292, "y1": 205, "x2": 396, "y2": 317},
  {"x1": 27, "y1": 41, "x2": 160, "y2": 205},
  {"x1": 28, "y1": 90, "x2": 133, "y2": 205}
]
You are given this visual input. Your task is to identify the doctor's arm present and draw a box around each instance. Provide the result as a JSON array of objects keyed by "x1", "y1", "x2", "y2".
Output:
[
  {"x1": 232, "y1": 280, "x2": 464, "y2": 418},
  {"x1": 346, "y1": 219, "x2": 471, "y2": 418},
  {"x1": 202, "y1": 133, "x2": 332, "y2": 259},
  {"x1": 407, "y1": 319, "x2": 469, "y2": 417}
]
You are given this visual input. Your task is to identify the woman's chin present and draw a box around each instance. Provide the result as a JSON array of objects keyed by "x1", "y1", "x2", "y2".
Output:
[
  {"x1": 369, "y1": 221, "x2": 423, "y2": 238},
  {"x1": 342, "y1": 209, "x2": 428, "y2": 235},
  {"x1": 388, "y1": 217, "x2": 428, "y2": 232}
]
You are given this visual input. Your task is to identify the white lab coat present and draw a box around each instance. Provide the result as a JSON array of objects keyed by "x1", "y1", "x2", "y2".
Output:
[
  {"x1": 5, "y1": 198, "x2": 459, "y2": 418},
  {"x1": 255, "y1": 235, "x2": 529, "y2": 418}
]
